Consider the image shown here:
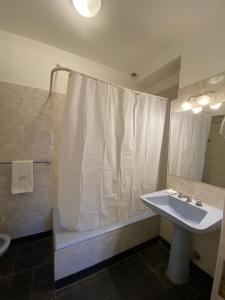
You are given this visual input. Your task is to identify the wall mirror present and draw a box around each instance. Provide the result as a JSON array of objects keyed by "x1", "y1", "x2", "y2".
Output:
[{"x1": 169, "y1": 72, "x2": 225, "y2": 189}]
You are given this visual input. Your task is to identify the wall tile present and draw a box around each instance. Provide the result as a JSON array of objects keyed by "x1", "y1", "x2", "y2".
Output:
[
  {"x1": 0, "y1": 144, "x2": 23, "y2": 162},
  {"x1": 23, "y1": 144, "x2": 52, "y2": 161},
  {"x1": 0, "y1": 82, "x2": 66, "y2": 238},
  {"x1": 120, "y1": 216, "x2": 159, "y2": 252},
  {"x1": 23, "y1": 86, "x2": 52, "y2": 123},
  {"x1": 0, "y1": 165, "x2": 11, "y2": 184},
  {"x1": 193, "y1": 182, "x2": 225, "y2": 210},
  {"x1": 167, "y1": 175, "x2": 195, "y2": 196},
  {"x1": 24, "y1": 120, "x2": 53, "y2": 145},
  {"x1": 0, "y1": 123, "x2": 23, "y2": 144},
  {"x1": 168, "y1": 175, "x2": 225, "y2": 209},
  {"x1": 0, "y1": 81, "x2": 23, "y2": 124}
]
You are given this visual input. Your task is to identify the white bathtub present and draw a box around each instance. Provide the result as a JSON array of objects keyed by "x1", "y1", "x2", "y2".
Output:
[{"x1": 53, "y1": 208, "x2": 160, "y2": 283}]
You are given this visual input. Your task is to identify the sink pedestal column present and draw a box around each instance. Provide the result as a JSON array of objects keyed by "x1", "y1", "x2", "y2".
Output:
[{"x1": 167, "y1": 224, "x2": 190, "y2": 284}]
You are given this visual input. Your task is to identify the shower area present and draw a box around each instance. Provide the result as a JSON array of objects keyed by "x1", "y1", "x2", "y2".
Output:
[{"x1": 52, "y1": 68, "x2": 168, "y2": 284}]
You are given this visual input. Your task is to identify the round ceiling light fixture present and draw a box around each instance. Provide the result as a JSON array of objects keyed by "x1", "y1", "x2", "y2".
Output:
[
  {"x1": 197, "y1": 94, "x2": 211, "y2": 106},
  {"x1": 72, "y1": 0, "x2": 101, "y2": 17},
  {"x1": 192, "y1": 106, "x2": 202, "y2": 114},
  {"x1": 182, "y1": 101, "x2": 192, "y2": 111}
]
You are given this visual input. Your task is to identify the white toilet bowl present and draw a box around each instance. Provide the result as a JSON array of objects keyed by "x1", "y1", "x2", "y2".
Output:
[{"x1": 0, "y1": 234, "x2": 11, "y2": 257}]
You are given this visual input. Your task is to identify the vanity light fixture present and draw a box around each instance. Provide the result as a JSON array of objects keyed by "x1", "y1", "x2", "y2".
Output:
[
  {"x1": 72, "y1": 0, "x2": 101, "y2": 17},
  {"x1": 197, "y1": 94, "x2": 211, "y2": 106},
  {"x1": 182, "y1": 101, "x2": 192, "y2": 111},
  {"x1": 210, "y1": 102, "x2": 223, "y2": 110},
  {"x1": 192, "y1": 106, "x2": 202, "y2": 114}
]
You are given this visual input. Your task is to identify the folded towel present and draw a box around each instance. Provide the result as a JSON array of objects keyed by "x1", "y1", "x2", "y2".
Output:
[
  {"x1": 11, "y1": 161, "x2": 33, "y2": 194},
  {"x1": 220, "y1": 116, "x2": 225, "y2": 138}
]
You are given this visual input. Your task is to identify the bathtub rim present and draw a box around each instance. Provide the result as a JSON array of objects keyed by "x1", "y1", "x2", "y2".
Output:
[{"x1": 53, "y1": 208, "x2": 157, "y2": 251}]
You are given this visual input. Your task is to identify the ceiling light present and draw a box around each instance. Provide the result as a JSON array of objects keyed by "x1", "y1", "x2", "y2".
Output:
[
  {"x1": 182, "y1": 101, "x2": 192, "y2": 111},
  {"x1": 72, "y1": 0, "x2": 101, "y2": 17},
  {"x1": 192, "y1": 107, "x2": 202, "y2": 114},
  {"x1": 197, "y1": 95, "x2": 210, "y2": 106},
  {"x1": 210, "y1": 102, "x2": 222, "y2": 110}
]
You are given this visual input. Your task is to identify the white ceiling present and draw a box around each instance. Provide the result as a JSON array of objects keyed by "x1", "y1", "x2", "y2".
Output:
[{"x1": 0, "y1": 0, "x2": 224, "y2": 74}]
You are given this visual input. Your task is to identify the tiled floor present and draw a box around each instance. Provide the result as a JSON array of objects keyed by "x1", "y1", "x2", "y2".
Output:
[{"x1": 0, "y1": 235, "x2": 213, "y2": 300}]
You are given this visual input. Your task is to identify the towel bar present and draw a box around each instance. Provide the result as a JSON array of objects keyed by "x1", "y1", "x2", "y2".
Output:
[{"x1": 0, "y1": 160, "x2": 51, "y2": 165}]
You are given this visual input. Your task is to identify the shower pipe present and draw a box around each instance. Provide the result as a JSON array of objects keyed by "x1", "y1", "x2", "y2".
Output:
[{"x1": 49, "y1": 66, "x2": 168, "y2": 102}]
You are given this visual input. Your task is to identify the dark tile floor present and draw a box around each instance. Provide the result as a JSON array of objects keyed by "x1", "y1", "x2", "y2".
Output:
[{"x1": 0, "y1": 235, "x2": 213, "y2": 300}]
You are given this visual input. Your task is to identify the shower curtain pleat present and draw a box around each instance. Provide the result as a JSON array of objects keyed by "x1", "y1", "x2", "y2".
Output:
[{"x1": 58, "y1": 72, "x2": 167, "y2": 232}]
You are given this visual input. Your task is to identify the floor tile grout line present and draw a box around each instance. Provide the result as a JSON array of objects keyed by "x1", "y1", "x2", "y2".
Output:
[
  {"x1": 126, "y1": 261, "x2": 155, "y2": 297},
  {"x1": 139, "y1": 251, "x2": 171, "y2": 288},
  {"x1": 0, "y1": 261, "x2": 53, "y2": 280}
]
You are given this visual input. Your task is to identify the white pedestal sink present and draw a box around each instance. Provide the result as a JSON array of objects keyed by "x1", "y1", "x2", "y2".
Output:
[{"x1": 141, "y1": 190, "x2": 223, "y2": 284}]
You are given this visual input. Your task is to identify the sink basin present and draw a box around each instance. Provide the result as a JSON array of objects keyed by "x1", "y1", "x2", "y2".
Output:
[
  {"x1": 141, "y1": 190, "x2": 223, "y2": 284},
  {"x1": 141, "y1": 191, "x2": 222, "y2": 233}
]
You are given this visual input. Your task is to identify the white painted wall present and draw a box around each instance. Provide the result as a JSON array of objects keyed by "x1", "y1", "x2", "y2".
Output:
[
  {"x1": 180, "y1": 32, "x2": 225, "y2": 89},
  {"x1": 0, "y1": 30, "x2": 133, "y2": 93}
]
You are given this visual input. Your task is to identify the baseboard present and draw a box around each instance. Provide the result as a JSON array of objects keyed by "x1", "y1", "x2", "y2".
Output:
[
  {"x1": 11, "y1": 230, "x2": 52, "y2": 246},
  {"x1": 55, "y1": 236, "x2": 160, "y2": 289}
]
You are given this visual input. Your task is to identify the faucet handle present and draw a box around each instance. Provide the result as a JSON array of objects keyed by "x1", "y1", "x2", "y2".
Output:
[
  {"x1": 177, "y1": 192, "x2": 183, "y2": 198},
  {"x1": 195, "y1": 199, "x2": 203, "y2": 207}
]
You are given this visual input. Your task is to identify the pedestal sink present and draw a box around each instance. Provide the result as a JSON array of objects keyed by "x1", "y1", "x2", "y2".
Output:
[{"x1": 141, "y1": 190, "x2": 223, "y2": 284}]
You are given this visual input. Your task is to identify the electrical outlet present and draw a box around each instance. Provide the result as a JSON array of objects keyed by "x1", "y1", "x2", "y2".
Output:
[
  {"x1": 0, "y1": 214, "x2": 5, "y2": 223},
  {"x1": 219, "y1": 261, "x2": 225, "y2": 299}
]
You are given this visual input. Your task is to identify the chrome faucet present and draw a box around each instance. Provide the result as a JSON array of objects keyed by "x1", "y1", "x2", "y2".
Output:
[
  {"x1": 177, "y1": 192, "x2": 192, "y2": 203},
  {"x1": 183, "y1": 194, "x2": 192, "y2": 203}
]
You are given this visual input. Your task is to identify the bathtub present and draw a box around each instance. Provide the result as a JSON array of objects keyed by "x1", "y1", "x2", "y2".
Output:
[{"x1": 53, "y1": 208, "x2": 160, "y2": 286}]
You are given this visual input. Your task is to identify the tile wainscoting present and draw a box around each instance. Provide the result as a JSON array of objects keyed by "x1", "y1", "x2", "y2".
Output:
[
  {"x1": 0, "y1": 80, "x2": 66, "y2": 238},
  {"x1": 163, "y1": 175, "x2": 225, "y2": 279}
]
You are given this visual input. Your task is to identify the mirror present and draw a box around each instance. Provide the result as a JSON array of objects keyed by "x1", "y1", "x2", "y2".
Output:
[{"x1": 169, "y1": 72, "x2": 225, "y2": 189}]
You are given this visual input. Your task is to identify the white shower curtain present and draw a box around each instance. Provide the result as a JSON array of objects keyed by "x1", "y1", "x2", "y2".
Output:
[
  {"x1": 169, "y1": 111, "x2": 212, "y2": 181},
  {"x1": 58, "y1": 72, "x2": 167, "y2": 232}
]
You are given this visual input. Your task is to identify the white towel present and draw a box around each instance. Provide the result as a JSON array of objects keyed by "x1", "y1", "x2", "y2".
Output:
[
  {"x1": 11, "y1": 161, "x2": 33, "y2": 194},
  {"x1": 220, "y1": 116, "x2": 225, "y2": 138}
]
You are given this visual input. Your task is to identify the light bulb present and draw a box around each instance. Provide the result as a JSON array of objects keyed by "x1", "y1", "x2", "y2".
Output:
[
  {"x1": 72, "y1": 0, "x2": 101, "y2": 17},
  {"x1": 192, "y1": 107, "x2": 202, "y2": 114},
  {"x1": 197, "y1": 95, "x2": 210, "y2": 106},
  {"x1": 210, "y1": 102, "x2": 222, "y2": 110},
  {"x1": 182, "y1": 101, "x2": 192, "y2": 111}
]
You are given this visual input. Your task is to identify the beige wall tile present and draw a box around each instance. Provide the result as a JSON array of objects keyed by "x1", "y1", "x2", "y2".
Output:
[
  {"x1": 0, "y1": 82, "x2": 66, "y2": 238},
  {"x1": 167, "y1": 175, "x2": 195, "y2": 196},
  {"x1": 167, "y1": 174, "x2": 225, "y2": 278},
  {"x1": 168, "y1": 175, "x2": 225, "y2": 209},
  {"x1": 24, "y1": 121, "x2": 53, "y2": 145},
  {"x1": 160, "y1": 217, "x2": 221, "y2": 276},
  {"x1": 0, "y1": 165, "x2": 11, "y2": 184},
  {"x1": 23, "y1": 86, "x2": 52, "y2": 123},
  {"x1": 0, "y1": 124, "x2": 23, "y2": 144},
  {"x1": 193, "y1": 182, "x2": 225, "y2": 210},
  {"x1": 0, "y1": 81, "x2": 23, "y2": 124},
  {"x1": 23, "y1": 144, "x2": 52, "y2": 161},
  {"x1": 0, "y1": 144, "x2": 23, "y2": 162}
]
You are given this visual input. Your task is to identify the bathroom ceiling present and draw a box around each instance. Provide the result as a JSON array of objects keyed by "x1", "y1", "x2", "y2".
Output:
[{"x1": 0, "y1": 0, "x2": 224, "y2": 73}]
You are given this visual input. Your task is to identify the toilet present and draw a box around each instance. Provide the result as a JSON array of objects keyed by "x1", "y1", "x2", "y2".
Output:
[{"x1": 0, "y1": 234, "x2": 11, "y2": 257}]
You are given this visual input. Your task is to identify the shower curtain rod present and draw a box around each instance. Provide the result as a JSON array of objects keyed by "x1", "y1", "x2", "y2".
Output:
[{"x1": 49, "y1": 66, "x2": 168, "y2": 101}]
